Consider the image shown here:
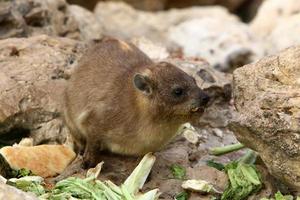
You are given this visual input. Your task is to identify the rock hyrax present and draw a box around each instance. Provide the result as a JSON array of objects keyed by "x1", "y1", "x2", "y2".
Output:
[{"x1": 64, "y1": 38, "x2": 209, "y2": 167}]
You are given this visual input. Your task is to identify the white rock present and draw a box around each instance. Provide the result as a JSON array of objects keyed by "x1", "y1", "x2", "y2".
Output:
[
  {"x1": 266, "y1": 14, "x2": 300, "y2": 54},
  {"x1": 168, "y1": 18, "x2": 264, "y2": 71},
  {"x1": 251, "y1": 0, "x2": 300, "y2": 38},
  {"x1": 131, "y1": 37, "x2": 169, "y2": 60}
]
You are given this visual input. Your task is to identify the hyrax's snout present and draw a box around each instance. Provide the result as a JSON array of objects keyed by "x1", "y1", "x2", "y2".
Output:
[
  {"x1": 199, "y1": 91, "x2": 210, "y2": 106},
  {"x1": 190, "y1": 90, "x2": 210, "y2": 113}
]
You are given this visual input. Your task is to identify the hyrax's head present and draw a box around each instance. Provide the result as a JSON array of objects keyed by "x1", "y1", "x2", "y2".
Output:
[{"x1": 133, "y1": 61, "x2": 210, "y2": 120}]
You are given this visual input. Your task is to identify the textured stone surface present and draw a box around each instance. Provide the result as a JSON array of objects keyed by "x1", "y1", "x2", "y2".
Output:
[
  {"x1": 230, "y1": 46, "x2": 300, "y2": 190},
  {"x1": 0, "y1": 35, "x2": 86, "y2": 145},
  {"x1": 0, "y1": 0, "x2": 102, "y2": 40}
]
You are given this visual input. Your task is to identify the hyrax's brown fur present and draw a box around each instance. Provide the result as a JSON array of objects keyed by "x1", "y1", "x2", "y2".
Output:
[{"x1": 64, "y1": 38, "x2": 209, "y2": 167}]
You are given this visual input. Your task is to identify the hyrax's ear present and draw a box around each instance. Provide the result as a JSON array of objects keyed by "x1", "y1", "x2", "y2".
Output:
[{"x1": 133, "y1": 73, "x2": 152, "y2": 95}]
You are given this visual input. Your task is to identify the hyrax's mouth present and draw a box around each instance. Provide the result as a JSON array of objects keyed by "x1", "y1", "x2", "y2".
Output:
[{"x1": 190, "y1": 107, "x2": 204, "y2": 113}]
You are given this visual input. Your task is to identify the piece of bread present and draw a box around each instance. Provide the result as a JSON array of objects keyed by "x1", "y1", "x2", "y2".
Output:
[{"x1": 0, "y1": 145, "x2": 76, "y2": 178}]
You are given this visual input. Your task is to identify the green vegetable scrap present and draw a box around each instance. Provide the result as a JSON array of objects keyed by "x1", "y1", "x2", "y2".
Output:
[
  {"x1": 11, "y1": 168, "x2": 35, "y2": 178},
  {"x1": 170, "y1": 164, "x2": 186, "y2": 180},
  {"x1": 206, "y1": 160, "x2": 225, "y2": 171},
  {"x1": 175, "y1": 191, "x2": 189, "y2": 200},
  {"x1": 42, "y1": 176, "x2": 106, "y2": 200},
  {"x1": 7, "y1": 176, "x2": 45, "y2": 196},
  {"x1": 221, "y1": 150, "x2": 262, "y2": 200},
  {"x1": 210, "y1": 143, "x2": 245, "y2": 156},
  {"x1": 8, "y1": 153, "x2": 159, "y2": 200},
  {"x1": 261, "y1": 191, "x2": 295, "y2": 200}
]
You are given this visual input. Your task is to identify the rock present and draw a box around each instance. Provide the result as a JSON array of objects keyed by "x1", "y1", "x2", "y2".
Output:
[
  {"x1": 168, "y1": 18, "x2": 264, "y2": 72},
  {"x1": 94, "y1": 1, "x2": 238, "y2": 44},
  {"x1": 68, "y1": 5, "x2": 103, "y2": 40},
  {"x1": 0, "y1": 145, "x2": 76, "y2": 178},
  {"x1": 230, "y1": 46, "x2": 300, "y2": 190},
  {"x1": 250, "y1": 0, "x2": 300, "y2": 38},
  {"x1": 0, "y1": 182, "x2": 39, "y2": 200},
  {"x1": 235, "y1": 0, "x2": 264, "y2": 22},
  {"x1": 0, "y1": 35, "x2": 86, "y2": 145},
  {"x1": 188, "y1": 192, "x2": 215, "y2": 200},
  {"x1": 186, "y1": 165, "x2": 228, "y2": 192},
  {"x1": 0, "y1": 0, "x2": 102, "y2": 40},
  {"x1": 265, "y1": 14, "x2": 300, "y2": 54},
  {"x1": 166, "y1": 0, "x2": 246, "y2": 12},
  {"x1": 131, "y1": 37, "x2": 169, "y2": 60},
  {"x1": 250, "y1": 0, "x2": 300, "y2": 54},
  {"x1": 69, "y1": 0, "x2": 247, "y2": 12}
]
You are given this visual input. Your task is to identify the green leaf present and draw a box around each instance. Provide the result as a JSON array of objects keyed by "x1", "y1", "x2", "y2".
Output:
[
  {"x1": 7, "y1": 176, "x2": 45, "y2": 196},
  {"x1": 124, "y1": 153, "x2": 156, "y2": 194},
  {"x1": 221, "y1": 160, "x2": 262, "y2": 200},
  {"x1": 206, "y1": 160, "x2": 225, "y2": 171},
  {"x1": 210, "y1": 143, "x2": 245, "y2": 156},
  {"x1": 170, "y1": 164, "x2": 186, "y2": 180},
  {"x1": 175, "y1": 191, "x2": 189, "y2": 200},
  {"x1": 274, "y1": 191, "x2": 293, "y2": 200}
]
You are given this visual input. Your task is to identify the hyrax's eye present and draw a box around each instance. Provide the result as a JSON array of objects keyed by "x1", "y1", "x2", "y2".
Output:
[{"x1": 172, "y1": 87, "x2": 184, "y2": 97}]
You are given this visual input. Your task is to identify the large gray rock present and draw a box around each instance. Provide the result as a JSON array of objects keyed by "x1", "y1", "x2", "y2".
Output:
[
  {"x1": 230, "y1": 46, "x2": 300, "y2": 190},
  {"x1": 0, "y1": 0, "x2": 103, "y2": 40}
]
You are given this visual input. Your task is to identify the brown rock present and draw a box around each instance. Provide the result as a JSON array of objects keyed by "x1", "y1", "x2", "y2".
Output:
[
  {"x1": 0, "y1": 35, "x2": 86, "y2": 145},
  {"x1": 230, "y1": 46, "x2": 300, "y2": 190},
  {"x1": 186, "y1": 165, "x2": 228, "y2": 192},
  {"x1": 189, "y1": 192, "x2": 215, "y2": 200},
  {"x1": 0, "y1": 0, "x2": 102, "y2": 40}
]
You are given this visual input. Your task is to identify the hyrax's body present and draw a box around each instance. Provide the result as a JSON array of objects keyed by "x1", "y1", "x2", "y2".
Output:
[{"x1": 64, "y1": 38, "x2": 209, "y2": 166}]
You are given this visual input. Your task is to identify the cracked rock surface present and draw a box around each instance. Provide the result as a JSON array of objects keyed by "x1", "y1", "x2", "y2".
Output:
[
  {"x1": 230, "y1": 46, "x2": 300, "y2": 190},
  {"x1": 0, "y1": 35, "x2": 86, "y2": 145}
]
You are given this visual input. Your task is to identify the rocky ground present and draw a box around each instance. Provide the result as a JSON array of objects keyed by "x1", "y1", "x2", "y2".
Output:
[{"x1": 0, "y1": 0, "x2": 300, "y2": 199}]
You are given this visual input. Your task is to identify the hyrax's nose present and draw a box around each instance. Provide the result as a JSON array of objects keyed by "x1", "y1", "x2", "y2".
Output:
[{"x1": 199, "y1": 91, "x2": 210, "y2": 106}]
